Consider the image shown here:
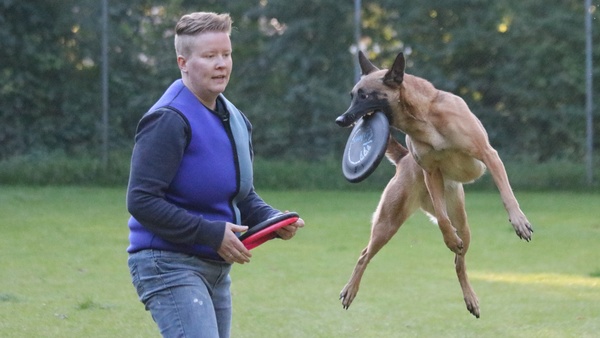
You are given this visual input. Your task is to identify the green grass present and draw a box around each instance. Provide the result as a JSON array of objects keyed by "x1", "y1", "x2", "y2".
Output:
[{"x1": 0, "y1": 186, "x2": 599, "y2": 337}]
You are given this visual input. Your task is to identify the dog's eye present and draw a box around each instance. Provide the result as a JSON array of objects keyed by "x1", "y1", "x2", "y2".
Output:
[{"x1": 361, "y1": 93, "x2": 369, "y2": 99}]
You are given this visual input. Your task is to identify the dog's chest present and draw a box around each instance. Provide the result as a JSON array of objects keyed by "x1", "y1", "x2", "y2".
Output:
[{"x1": 406, "y1": 136, "x2": 486, "y2": 183}]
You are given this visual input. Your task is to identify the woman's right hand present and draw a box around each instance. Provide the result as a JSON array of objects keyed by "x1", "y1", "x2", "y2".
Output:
[{"x1": 217, "y1": 223, "x2": 252, "y2": 264}]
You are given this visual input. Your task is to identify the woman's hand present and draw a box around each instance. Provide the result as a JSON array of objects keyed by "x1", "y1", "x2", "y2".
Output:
[
  {"x1": 275, "y1": 217, "x2": 305, "y2": 240},
  {"x1": 217, "y1": 223, "x2": 252, "y2": 264}
]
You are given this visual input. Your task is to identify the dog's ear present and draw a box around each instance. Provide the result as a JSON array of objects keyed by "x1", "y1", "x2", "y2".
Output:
[
  {"x1": 383, "y1": 52, "x2": 405, "y2": 87},
  {"x1": 358, "y1": 51, "x2": 379, "y2": 75}
]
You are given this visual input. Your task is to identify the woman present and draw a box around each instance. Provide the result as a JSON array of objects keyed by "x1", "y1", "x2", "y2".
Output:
[{"x1": 126, "y1": 12, "x2": 304, "y2": 338}]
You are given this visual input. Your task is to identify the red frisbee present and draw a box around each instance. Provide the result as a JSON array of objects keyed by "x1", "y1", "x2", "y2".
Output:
[{"x1": 240, "y1": 212, "x2": 300, "y2": 250}]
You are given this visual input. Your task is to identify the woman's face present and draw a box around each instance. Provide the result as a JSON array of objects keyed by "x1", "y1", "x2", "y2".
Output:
[{"x1": 178, "y1": 31, "x2": 232, "y2": 108}]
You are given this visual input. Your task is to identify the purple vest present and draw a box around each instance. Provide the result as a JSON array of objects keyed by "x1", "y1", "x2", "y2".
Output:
[{"x1": 127, "y1": 80, "x2": 253, "y2": 259}]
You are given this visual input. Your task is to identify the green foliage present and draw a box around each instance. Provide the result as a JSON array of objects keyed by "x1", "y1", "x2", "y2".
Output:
[
  {"x1": 364, "y1": 0, "x2": 597, "y2": 161},
  {"x1": 0, "y1": 0, "x2": 93, "y2": 157},
  {"x1": 0, "y1": 151, "x2": 131, "y2": 186},
  {"x1": 253, "y1": 156, "x2": 394, "y2": 191},
  {"x1": 0, "y1": 187, "x2": 599, "y2": 337},
  {"x1": 0, "y1": 151, "x2": 598, "y2": 190},
  {"x1": 466, "y1": 157, "x2": 600, "y2": 191},
  {"x1": 0, "y1": 0, "x2": 598, "y2": 185}
]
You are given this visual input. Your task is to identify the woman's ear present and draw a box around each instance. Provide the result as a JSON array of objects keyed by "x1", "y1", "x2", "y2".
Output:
[{"x1": 177, "y1": 55, "x2": 187, "y2": 73}]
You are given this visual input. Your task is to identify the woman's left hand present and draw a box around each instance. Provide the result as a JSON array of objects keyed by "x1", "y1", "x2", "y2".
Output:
[{"x1": 275, "y1": 217, "x2": 305, "y2": 240}]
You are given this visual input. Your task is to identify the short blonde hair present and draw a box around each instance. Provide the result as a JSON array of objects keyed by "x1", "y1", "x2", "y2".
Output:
[{"x1": 174, "y1": 12, "x2": 232, "y2": 57}]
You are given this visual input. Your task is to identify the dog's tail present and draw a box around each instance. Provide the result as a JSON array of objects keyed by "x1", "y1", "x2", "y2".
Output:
[{"x1": 385, "y1": 136, "x2": 409, "y2": 165}]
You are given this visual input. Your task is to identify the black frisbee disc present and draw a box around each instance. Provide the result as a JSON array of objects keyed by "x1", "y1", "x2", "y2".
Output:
[{"x1": 342, "y1": 111, "x2": 389, "y2": 183}]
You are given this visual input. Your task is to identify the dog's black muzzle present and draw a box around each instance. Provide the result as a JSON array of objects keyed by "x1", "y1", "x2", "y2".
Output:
[{"x1": 335, "y1": 99, "x2": 390, "y2": 127}]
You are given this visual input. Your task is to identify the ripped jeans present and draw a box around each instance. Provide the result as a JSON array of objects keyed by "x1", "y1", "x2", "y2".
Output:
[{"x1": 128, "y1": 250, "x2": 232, "y2": 338}]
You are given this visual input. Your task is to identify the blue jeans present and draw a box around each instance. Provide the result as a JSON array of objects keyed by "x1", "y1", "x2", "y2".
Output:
[{"x1": 128, "y1": 250, "x2": 232, "y2": 338}]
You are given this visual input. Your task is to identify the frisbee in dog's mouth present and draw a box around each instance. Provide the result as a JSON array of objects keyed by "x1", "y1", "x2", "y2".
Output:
[
  {"x1": 335, "y1": 110, "x2": 380, "y2": 128},
  {"x1": 340, "y1": 111, "x2": 390, "y2": 183},
  {"x1": 335, "y1": 98, "x2": 390, "y2": 127}
]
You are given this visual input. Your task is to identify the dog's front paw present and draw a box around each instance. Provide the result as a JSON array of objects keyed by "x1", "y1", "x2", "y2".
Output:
[
  {"x1": 339, "y1": 285, "x2": 357, "y2": 310},
  {"x1": 509, "y1": 212, "x2": 533, "y2": 242}
]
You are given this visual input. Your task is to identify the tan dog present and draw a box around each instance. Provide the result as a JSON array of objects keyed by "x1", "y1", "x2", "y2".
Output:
[{"x1": 336, "y1": 51, "x2": 533, "y2": 318}]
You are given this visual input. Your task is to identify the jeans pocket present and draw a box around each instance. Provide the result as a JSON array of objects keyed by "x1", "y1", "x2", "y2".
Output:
[{"x1": 127, "y1": 259, "x2": 141, "y2": 297}]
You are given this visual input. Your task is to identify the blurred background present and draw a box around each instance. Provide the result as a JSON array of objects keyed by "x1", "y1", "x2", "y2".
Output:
[{"x1": 0, "y1": 0, "x2": 598, "y2": 190}]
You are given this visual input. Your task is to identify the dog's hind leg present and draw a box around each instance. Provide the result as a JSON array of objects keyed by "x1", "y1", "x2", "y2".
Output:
[
  {"x1": 340, "y1": 162, "x2": 420, "y2": 310},
  {"x1": 447, "y1": 184, "x2": 480, "y2": 318},
  {"x1": 422, "y1": 182, "x2": 480, "y2": 318},
  {"x1": 455, "y1": 252, "x2": 479, "y2": 318}
]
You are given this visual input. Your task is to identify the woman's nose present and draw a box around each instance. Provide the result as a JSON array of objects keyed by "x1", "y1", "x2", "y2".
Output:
[{"x1": 215, "y1": 55, "x2": 228, "y2": 68}]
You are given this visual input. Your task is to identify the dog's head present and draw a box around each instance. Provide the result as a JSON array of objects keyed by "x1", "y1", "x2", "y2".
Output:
[{"x1": 335, "y1": 51, "x2": 406, "y2": 127}]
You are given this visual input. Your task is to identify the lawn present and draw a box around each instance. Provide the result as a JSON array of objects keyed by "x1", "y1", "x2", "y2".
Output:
[{"x1": 0, "y1": 186, "x2": 598, "y2": 337}]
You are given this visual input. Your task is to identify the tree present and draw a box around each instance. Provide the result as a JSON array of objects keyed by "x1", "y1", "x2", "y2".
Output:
[
  {"x1": 0, "y1": 0, "x2": 597, "y2": 166},
  {"x1": 0, "y1": 0, "x2": 95, "y2": 158},
  {"x1": 359, "y1": 0, "x2": 599, "y2": 161},
  {"x1": 226, "y1": 0, "x2": 357, "y2": 160}
]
